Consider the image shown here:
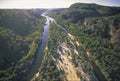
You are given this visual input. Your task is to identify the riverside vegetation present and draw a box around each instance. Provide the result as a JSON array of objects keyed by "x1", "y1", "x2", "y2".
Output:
[
  {"x1": 32, "y1": 23, "x2": 98, "y2": 81},
  {"x1": 47, "y1": 3, "x2": 120, "y2": 81},
  {"x1": 0, "y1": 3, "x2": 120, "y2": 81},
  {"x1": 0, "y1": 9, "x2": 45, "y2": 81}
]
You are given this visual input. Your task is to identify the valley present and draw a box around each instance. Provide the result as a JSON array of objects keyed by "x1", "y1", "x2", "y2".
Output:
[{"x1": 0, "y1": 3, "x2": 120, "y2": 81}]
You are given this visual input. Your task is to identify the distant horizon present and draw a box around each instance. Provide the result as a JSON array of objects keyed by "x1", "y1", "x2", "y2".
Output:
[{"x1": 0, "y1": 0, "x2": 120, "y2": 9}]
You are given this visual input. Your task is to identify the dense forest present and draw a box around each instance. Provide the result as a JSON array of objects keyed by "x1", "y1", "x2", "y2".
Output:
[
  {"x1": 0, "y1": 9, "x2": 45, "y2": 81},
  {"x1": 47, "y1": 3, "x2": 120, "y2": 81}
]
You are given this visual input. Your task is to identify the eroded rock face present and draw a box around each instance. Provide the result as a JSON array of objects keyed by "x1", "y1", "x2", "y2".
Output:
[
  {"x1": 52, "y1": 33, "x2": 98, "y2": 81},
  {"x1": 53, "y1": 42, "x2": 80, "y2": 81}
]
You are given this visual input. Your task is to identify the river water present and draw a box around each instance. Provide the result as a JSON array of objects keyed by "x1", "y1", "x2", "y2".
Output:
[
  {"x1": 27, "y1": 12, "x2": 68, "y2": 81},
  {"x1": 27, "y1": 13, "x2": 50, "y2": 81}
]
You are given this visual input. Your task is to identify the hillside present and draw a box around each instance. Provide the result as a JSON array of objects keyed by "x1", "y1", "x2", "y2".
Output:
[
  {"x1": 48, "y1": 3, "x2": 120, "y2": 23},
  {"x1": 0, "y1": 9, "x2": 45, "y2": 81},
  {"x1": 47, "y1": 3, "x2": 120, "y2": 81}
]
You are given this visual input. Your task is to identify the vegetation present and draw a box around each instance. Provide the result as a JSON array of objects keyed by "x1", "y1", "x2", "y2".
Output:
[
  {"x1": 48, "y1": 3, "x2": 120, "y2": 81},
  {"x1": 48, "y1": 3, "x2": 120, "y2": 23},
  {"x1": 33, "y1": 22, "x2": 98, "y2": 81},
  {"x1": 0, "y1": 9, "x2": 45, "y2": 81},
  {"x1": 0, "y1": 3, "x2": 120, "y2": 81}
]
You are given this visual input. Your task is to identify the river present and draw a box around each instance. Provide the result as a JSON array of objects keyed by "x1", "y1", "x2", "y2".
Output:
[
  {"x1": 27, "y1": 12, "x2": 106, "y2": 81},
  {"x1": 27, "y1": 12, "x2": 68, "y2": 81},
  {"x1": 27, "y1": 13, "x2": 50, "y2": 81}
]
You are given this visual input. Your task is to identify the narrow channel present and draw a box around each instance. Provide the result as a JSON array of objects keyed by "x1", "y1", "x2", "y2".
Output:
[{"x1": 27, "y1": 13, "x2": 50, "y2": 81}]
